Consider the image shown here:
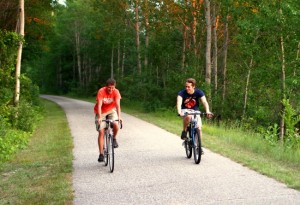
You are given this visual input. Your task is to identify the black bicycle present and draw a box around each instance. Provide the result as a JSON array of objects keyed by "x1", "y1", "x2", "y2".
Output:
[
  {"x1": 102, "y1": 119, "x2": 122, "y2": 173},
  {"x1": 182, "y1": 111, "x2": 208, "y2": 164}
]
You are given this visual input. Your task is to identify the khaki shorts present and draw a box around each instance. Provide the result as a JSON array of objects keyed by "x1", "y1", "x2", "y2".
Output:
[
  {"x1": 181, "y1": 109, "x2": 202, "y2": 128},
  {"x1": 95, "y1": 109, "x2": 118, "y2": 131}
]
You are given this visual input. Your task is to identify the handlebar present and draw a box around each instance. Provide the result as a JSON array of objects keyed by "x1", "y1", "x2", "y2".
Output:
[{"x1": 178, "y1": 111, "x2": 214, "y2": 118}]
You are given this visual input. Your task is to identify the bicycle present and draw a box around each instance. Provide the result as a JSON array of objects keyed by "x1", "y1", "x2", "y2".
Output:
[
  {"x1": 102, "y1": 119, "x2": 122, "y2": 173},
  {"x1": 180, "y1": 111, "x2": 209, "y2": 164}
]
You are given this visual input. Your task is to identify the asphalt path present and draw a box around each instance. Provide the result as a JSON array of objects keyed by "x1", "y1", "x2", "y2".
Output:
[{"x1": 41, "y1": 95, "x2": 300, "y2": 205}]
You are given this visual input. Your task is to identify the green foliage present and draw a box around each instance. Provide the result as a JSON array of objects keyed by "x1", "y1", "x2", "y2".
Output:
[
  {"x1": 0, "y1": 129, "x2": 30, "y2": 162},
  {"x1": 282, "y1": 98, "x2": 300, "y2": 149},
  {"x1": 260, "y1": 99, "x2": 300, "y2": 149},
  {"x1": 0, "y1": 29, "x2": 43, "y2": 163},
  {"x1": 10, "y1": 102, "x2": 43, "y2": 132},
  {"x1": 262, "y1": 123, "x2": 279, "y2": 146},
  {"x1": 0, "y1": 30, "x2": 23, "y2": 69}
]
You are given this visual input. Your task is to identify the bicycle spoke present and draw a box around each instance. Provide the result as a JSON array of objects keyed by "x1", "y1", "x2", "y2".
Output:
[
  {"x1": 108, "y1": 135, "x2": 114, "y2": 172},
  {"x1": 184, "y1": 129, "x2": 192, "y2": 158},
  {"x1": 193, "y1": 129, "x2": 201, "y2": 164},
  {"x1": 104, "y1": 134, "x2": 109, "y2": 166}
]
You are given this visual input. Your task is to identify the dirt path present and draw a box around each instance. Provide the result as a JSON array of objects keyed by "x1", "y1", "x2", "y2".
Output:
[{"x1": 41, "y1": 95, "x2": 300, "y2": 205}]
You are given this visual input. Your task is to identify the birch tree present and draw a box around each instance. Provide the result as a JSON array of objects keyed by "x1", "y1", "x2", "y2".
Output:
[
  {"x1": 279, "y1": 6, "x2": 286, "y2": 142},
  {"x1": 14, "y1": 0, "x2": 24, "y2": 106}
]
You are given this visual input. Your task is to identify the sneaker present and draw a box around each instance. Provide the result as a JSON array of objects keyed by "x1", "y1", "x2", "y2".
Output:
[
  {"x1": 201, "y1": 147, "x2": 204, "y2": 155},
  {"x1": 113, "y1": 139, "x2": 119, "y2": 148},
  {"x1": 181, "y1": 131, "x2": 187, "y2": 140},
  {"x1": 98, "y1": 154, "x2": 104, "y2": 162}
]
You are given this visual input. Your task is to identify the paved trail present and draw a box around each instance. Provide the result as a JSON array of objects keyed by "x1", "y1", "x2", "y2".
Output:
[{"x1": 42, "y1": 95, "x2": 300, "y2": 205}]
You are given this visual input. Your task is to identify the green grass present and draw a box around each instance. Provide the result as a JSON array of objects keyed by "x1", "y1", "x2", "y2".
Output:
[{"x1": 0, "y1": 99, "x2": 73, "y2": 205}]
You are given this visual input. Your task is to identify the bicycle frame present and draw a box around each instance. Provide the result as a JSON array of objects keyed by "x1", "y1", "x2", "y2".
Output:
[
  {"x1": 188, "y1": 115, "x2": 198, "y2": 147},
  {"x1": 101, "y1": 119, "x2": 122, "y2": 173},
  {"x1": 183, "y1": 110, "x2": 204, "y2": 164}
]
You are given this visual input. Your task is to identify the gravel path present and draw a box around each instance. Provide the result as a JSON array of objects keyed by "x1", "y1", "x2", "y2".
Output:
[{"x1": 41, "y1": 95, "x2": 300, "y2": 205}]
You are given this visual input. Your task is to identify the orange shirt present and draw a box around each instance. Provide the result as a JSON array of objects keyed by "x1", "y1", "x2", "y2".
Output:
[{"x1": 94, "y1": 87, "x2": 121, "y2": 114}]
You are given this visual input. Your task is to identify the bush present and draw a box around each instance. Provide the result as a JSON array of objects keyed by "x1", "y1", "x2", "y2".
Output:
[
  {"x1": 9, "y1": 102, "x2": 43, "y2": 132},
  {"x1": 0, "y1": 129, "x2": 30, "y2": 163}
]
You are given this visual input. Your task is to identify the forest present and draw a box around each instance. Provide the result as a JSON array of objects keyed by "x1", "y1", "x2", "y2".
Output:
[{"x1": 0, "y1": 0, "x2": 300, "y2": 161}]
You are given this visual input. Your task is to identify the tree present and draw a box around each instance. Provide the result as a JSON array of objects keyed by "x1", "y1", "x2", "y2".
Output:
[
  {"x1": 135, "y1": 0, "x2": 142, "y2": 75},
  {"x1": 14, "y1": 0, "x2": 24, "y2": 106},
  {"x1": 204, "y1": 0, "x2": 212, "y2": 103}
]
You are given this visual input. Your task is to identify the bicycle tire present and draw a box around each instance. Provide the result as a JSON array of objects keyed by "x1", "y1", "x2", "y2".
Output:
[
  {"x1": 193, "y1": 128, "x2": 202, "y2": 164},
  {"x1": 104, "y1": 134, "x2": 108, "y2": 166},
  {"x1": 184, "y1": 130, "x2": 192, "y2": 158},
  {"x1": 108, "y1": 134, "x2": 114, "y2": 172}
]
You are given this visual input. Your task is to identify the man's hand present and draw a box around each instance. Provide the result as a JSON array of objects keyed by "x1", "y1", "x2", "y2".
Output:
[
  {"x1": 178, "y1": 112, "x2": 184, "y2": 117},
  {"x1": 97, "y1": 116, "x2": 102, "y2": 124},
  {"x1": 206, "y1": 112, "x2": 214, "y2": 119}
]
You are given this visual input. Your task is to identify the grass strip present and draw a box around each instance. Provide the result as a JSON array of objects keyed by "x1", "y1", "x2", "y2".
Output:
[{"x1": 0, "y1": 99, "x2": 73, "y2": 204}]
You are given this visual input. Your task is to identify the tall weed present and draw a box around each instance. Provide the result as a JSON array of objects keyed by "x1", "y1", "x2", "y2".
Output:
[{"x1": 282, "y1": 98, "x2": 300, "y2": 149}]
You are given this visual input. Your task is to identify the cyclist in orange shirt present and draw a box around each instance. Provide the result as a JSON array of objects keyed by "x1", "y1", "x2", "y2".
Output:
[{"x1": 94, "y1": 78, "x2": 122, "y2": 162}]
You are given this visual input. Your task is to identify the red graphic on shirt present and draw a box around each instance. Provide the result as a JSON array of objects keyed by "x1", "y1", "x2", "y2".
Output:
[{"x1": 184, "y1": 98, "x2": 196, "y2": 108}]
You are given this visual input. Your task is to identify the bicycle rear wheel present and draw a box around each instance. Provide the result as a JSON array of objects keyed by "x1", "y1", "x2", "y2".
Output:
[
  {"x1": 104, "y1": 134, "x2": 108, "y2": 166},
  {"x1": 184, "y1": 130, "x2": 192, "y2": 158},
  {"x1": 108, "y1": 134, "x2": 114, "y2": 172},
  {"x1": 193, "y1": 128, "x2": 202, "y2": 164}
]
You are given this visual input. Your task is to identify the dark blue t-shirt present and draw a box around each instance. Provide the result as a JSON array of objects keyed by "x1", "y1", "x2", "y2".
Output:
[{"x1": 178, "y1": 88, "x2": 205, "y2": 110}]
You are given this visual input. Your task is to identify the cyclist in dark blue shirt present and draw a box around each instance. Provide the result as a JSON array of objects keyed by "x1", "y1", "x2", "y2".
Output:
[{"x1": 177, "y1": 78, "x2": 213, "y2": 140}]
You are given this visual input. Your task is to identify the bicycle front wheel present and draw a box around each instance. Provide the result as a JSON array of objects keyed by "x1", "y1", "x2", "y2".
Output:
[
  {"x1": 184, "y1": 130, "x2": 192, "y2": 158},
  {"x1": 108, "y1": 134, "x2": 114, "y2": 172},
  {"x1": 193, "y1": 128, "x2": 202, "y2": 164},
  {"x1": 104, "y1": 134, "x2": 109, "y2": 166}
]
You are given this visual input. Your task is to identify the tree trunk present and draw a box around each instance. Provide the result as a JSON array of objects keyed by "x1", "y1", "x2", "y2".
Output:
[
  {"x1": 242, "y1": 58, "x2": 253, "y2": 118},
  {"x1": 181, "y1": 0, "x2": 188, "y2": 71},
  {"x1": 14, "y1": 0, "x2": 24, "y2": 106},
  {"x1": 279, "y1": 7, "x2": 286, "y2": 142},
  {"x1": 204, "y1": 0, "x2": 212, "y2": 102},
  {"x1": 212, "y1": 2, "x2": 218, "y2": 97},
  {"x1": 144, "y1": 0, "x2": 149, "y2": 70},
  {"x1": 75, "y1": 22, "x2": 82, "y2": 88},
  {"x1": 58, "y1": 57, "x2": 62, "y2": 88},
  {"x1": 221, "y1": 14, "x2": 229, "y2": 111},
  {"x1": 88, "y1": 57, "x2": 92, "y2": 84},
  {"x1": 295, "y1": 41, "x2": 300, "y2": 76},
  {"x1": 111, "y1": 46, "x2": 114, "y2": 78},
  {"x1": 191, "y1": 0, "x2": 198, "y2": 55},
  {"x1": 122, "y1": 42, "x2": 126, "y2": 79},
  {"x1": 117, "y1": 41, "x2": 120, "y2": 77},
  {"x1": 135, "y1": 0, "x2": 142, "y2": 75}
]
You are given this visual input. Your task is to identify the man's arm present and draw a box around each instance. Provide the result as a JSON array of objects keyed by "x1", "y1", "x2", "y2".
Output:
[
  {"x1": 177, "y1": 95, "x2": 183, "y2": 116},
  {"x1": 97, "y1": 100, "x2": 103, "y2": 122},
  {"x1": 115, "y1": 98, "x2": 121, "y2": 121},
  {"x1": 200, "y1": 96, "x2": 213, "y2": 117}
]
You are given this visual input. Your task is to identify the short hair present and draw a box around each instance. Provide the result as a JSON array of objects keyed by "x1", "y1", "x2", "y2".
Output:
[
  {"x1": 106, "y1": 78, "x2": 116, "y2": 86},
  {"x1": 186, "y1": 78, "x2": 196, "y2": 87}
]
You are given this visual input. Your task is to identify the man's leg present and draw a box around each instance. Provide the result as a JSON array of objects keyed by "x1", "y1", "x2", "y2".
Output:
[
  {"x1": 112, "y1": 123, "x2": 119, "y2": 148},
  {"x1": 196, "y1": 115, "x2": 204, "y2": 154},
  {"x1": 98, "y1": 129, "x2": 105, "y2": 162},
  {"x1": 181, "y1": 116, "x2": 191, "y2": 140}
]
